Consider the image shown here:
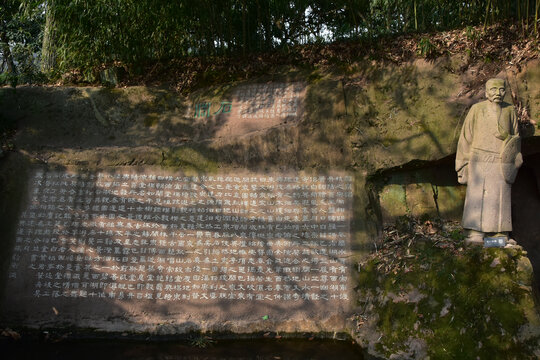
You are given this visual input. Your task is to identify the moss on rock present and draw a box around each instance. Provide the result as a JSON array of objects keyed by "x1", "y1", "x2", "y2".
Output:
[
  {"x1": 354, "y1": 219, "x2": 540, "y2": 359},
  {"x1": 161, "y1": 146, "x2": 219, "y2": 174}
]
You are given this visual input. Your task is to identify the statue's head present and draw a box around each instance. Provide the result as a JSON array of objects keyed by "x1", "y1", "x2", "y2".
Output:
[{"x1": 485, "y1": 78, "x2": 506, "y2": 104}]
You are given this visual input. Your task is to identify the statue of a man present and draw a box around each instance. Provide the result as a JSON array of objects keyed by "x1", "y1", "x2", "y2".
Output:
[{"x1": 455, "y1": 78, "x2": 523, "y2": 246}]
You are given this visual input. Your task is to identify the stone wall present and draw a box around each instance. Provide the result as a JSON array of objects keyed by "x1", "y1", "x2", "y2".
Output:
[{"x1": 0, "y1": 55, "x2": 539, "y2": 338}]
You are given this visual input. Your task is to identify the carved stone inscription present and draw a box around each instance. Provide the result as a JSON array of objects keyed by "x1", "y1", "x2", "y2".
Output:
[
  {"x1": 234, "y1": 83, "x2": 305, "y2": 120},
  {"x1": 7, "y1": 170, "x2": 352, "y2": 317},
  {"x1": 191, "y1": 82, "x2": 306, "y2": 139}
]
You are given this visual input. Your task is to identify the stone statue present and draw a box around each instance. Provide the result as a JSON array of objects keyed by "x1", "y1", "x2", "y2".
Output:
[{"x1": 455, "y1": 78, "x2": 523, "y2": 246}]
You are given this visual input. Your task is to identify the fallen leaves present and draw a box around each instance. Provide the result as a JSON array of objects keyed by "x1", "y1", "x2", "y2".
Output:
[{"x1": 367, "y1": 217, "x2": 464, "y2": 278}]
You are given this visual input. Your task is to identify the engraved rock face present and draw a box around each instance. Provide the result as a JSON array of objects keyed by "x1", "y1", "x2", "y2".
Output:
[
  {"x1": 2, "y1": 168, "x2": 353, "y2": 332},
  {"x1": 190, "y1": 82, "x2": 307, "y2": 139}
]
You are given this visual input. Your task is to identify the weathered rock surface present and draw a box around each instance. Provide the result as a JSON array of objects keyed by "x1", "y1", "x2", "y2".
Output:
[
  {"x1": 2, "y1": 57, "x2": 539, "y2": 252},
  {"x1": 0, "y1": 54, "x2": 539, "y2": 358}
]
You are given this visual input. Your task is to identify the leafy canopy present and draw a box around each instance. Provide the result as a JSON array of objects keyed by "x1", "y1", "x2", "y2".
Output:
[{"x1": 1, "y1": 1, "x2": 539, "y2": 77}]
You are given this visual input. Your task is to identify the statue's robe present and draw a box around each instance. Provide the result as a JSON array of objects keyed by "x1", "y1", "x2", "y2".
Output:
[{"x1": 455, "y1": 100, "x2": 521, "y2": 233}]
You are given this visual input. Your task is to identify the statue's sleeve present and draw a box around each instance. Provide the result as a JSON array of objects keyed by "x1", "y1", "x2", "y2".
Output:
[
  {"x1": 510, "y1": 107, "x2": 519, "y2": 136},
  {"x1": 456, "y1": 105, "x2": 475, "y2": 183}
]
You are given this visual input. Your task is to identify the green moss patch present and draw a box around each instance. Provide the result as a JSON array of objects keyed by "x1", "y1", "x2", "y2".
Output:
[
  {"x1": 143, "y1": 113, "x2": 160, "y2": 127},
  {"x1": 354, "y1": 217, "x2": 540, "y2": 359},
  {"x1": 161, "y1": 146, "x2": 219, "y2": 174}
]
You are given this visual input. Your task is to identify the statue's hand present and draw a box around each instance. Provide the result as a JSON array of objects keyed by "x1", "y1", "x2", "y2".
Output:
[{"x1": 457, "y1": 166, "x2": 468, "y2": 184}]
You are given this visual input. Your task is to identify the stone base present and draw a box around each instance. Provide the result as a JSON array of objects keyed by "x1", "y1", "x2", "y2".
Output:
[{"x1": 464, "y1": 230, "x2": 484, "y2": 247}]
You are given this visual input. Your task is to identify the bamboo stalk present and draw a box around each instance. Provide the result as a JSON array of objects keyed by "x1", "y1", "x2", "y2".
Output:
[
  {"x1": 518, "y1": 0, "x2": 522, "y2": 32},
  {"x1": 241, "y1": 0, "x2": 246, "y2": 56},
  {"x1": 483, "y1": 0, "x2": 492, "y2": 31},
  {"x1": 414, "y1": 0, "x2": 417, "y2": 31},
  {"x1": 534, "y1": 0, "x2": 540, "y2": 35},
  {"x1": 527, "y1": 0, "x2": 530, "y2": 32}
]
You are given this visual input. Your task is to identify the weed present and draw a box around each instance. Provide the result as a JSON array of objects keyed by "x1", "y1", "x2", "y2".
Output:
[
  {"x1": 416, "y1": 38, "x2": 437, "y2": 58},
  {"x1": 465, "y1": 26, "x2": 478, "y2": 42},
  {"x1": 190, "y1": 335, "x2": 215, "y2": 348},
  {"x1": 448, "y1": 229, "x2": 465, "y2": 241}
]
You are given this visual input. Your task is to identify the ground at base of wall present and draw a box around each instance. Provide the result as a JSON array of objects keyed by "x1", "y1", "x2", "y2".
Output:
[
  {"x1": 0, "y1": 331, "x2": 365, "y2": 359},
  {"x1": 353, "y1": 216, "x2": 540, "y2": 360}
]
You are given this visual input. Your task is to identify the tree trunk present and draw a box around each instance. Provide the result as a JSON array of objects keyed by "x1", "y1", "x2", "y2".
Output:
[
  {"x1": 518, "y1": 0, "x2": 522, "y2": 25},
  {"x1": 255, "y1": 0, "x2": 262, "y2": 50},
  {"x1": 347, "y1": 0, "x2": 358, "y2": 36},
  {"x1": 0, "y1": 32, "x2": 16, "y2": 74},
  {"x1": 41, "y1": 0, "x2": 57, "y2": 73},
  {"x1": 264, "y1": 1, "x2": 272, "y2": 50},
  {"x1": 242, "y1": 0, "x2": 247, "y2": 56}
]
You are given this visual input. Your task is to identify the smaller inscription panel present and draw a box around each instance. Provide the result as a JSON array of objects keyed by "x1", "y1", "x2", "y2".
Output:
[
  {"x1": 191, "y1": 82, "x2": 306, "y2": 139},
  {"x1": 3, "y1": 169, "x2": 353, "y2": 331},
  {"x1": 234, "y1": 83, "x2": 305, "y2": 120}
]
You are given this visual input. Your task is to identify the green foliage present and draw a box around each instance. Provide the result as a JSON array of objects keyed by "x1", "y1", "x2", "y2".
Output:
[
  {"x1": 465, "y1": 25, "x2": 479, "y2": 42},
  {"x1": 0, "y1": 72, "x2": 17, "y2": 87},
  {"x1": 448, "y1": 229, "x2": 465, "y2": 241},
  {"x1": 416, "y1": 37, "x2": 436, "y2": 58},
  {"x1": 36, "y1": 0, "x2": 540, "y2": 75},
  {"x1": 0, "y1": 0, "x2": 46, "y2": 84},
  {"x1": 2, "y1": 1, "x2": 540, "y2": 76}
]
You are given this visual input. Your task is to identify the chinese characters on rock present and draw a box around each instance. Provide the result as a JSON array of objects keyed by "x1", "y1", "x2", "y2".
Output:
[
  {"x1": 193, "y1": 83, "x2": 303, "y2": 120},
  {"x1": 10, "y1": 170, "x2": 353, "y2": 304}
]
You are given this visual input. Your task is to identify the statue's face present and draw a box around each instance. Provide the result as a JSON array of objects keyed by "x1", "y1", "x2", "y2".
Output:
[{"x1": 486, "y1": 79, "x2": 506, "y2": 104}]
